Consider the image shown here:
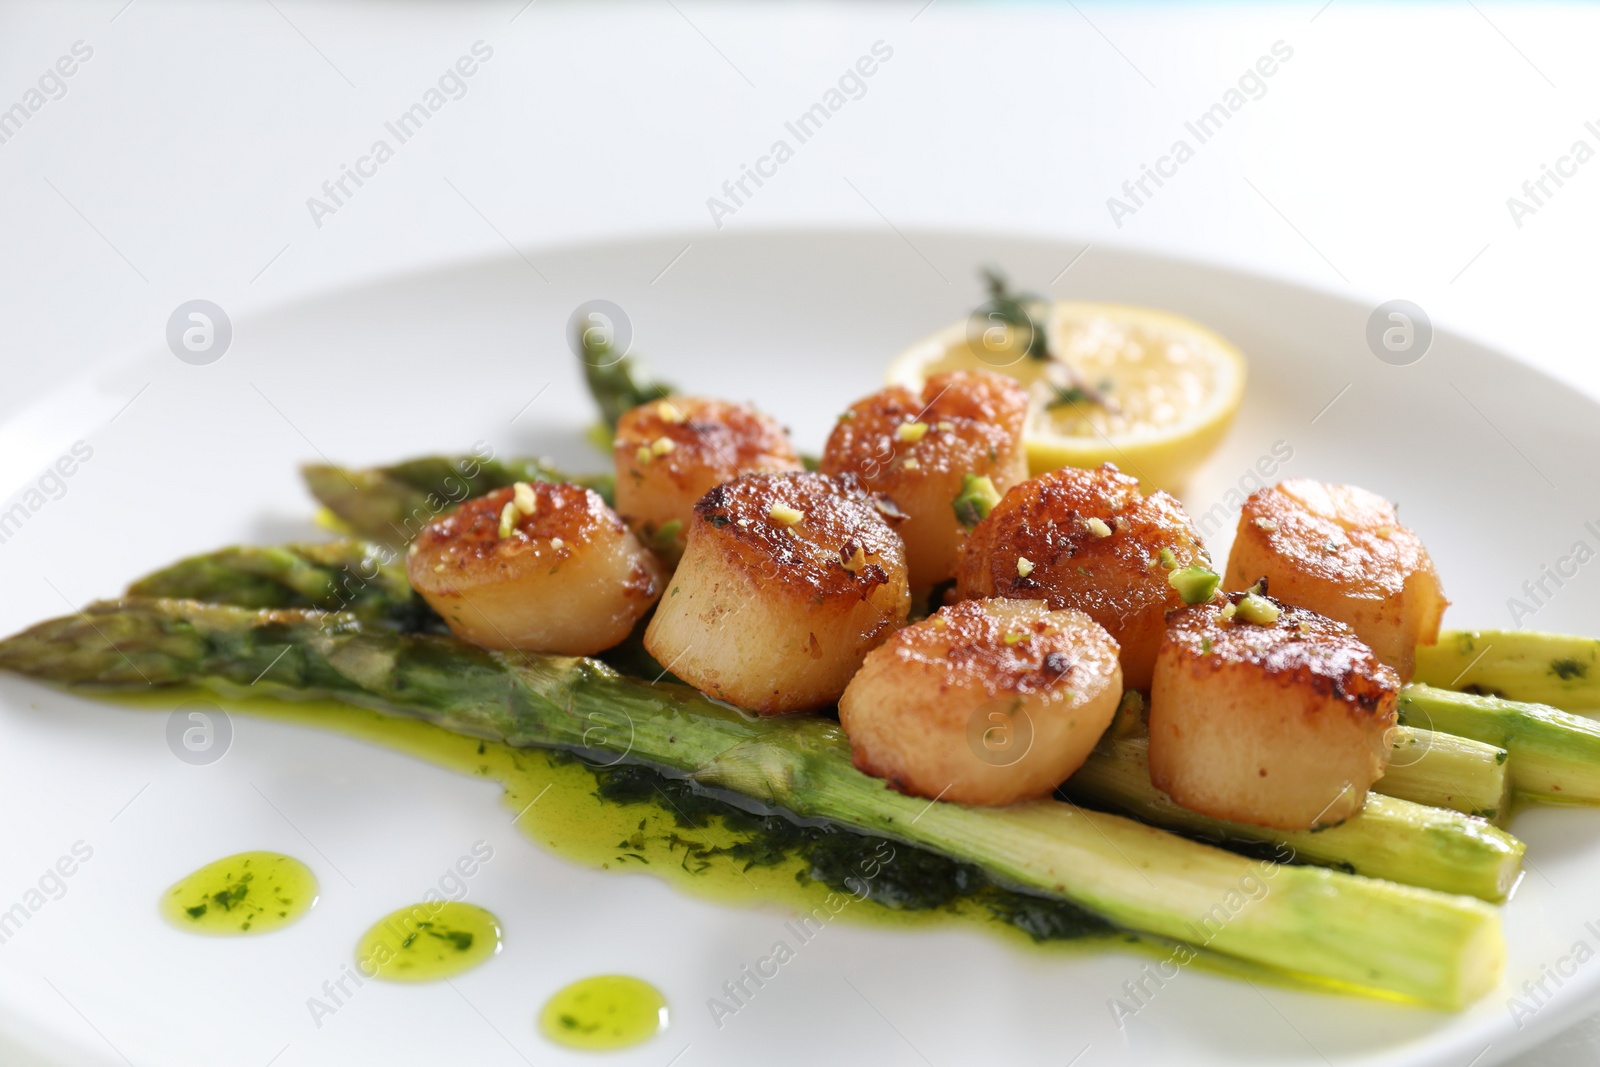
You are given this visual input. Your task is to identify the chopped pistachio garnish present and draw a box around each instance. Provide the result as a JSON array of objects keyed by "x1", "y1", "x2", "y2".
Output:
[
  {"x1": 1085, "y1": 517, "x2": 1113, "y2": 539},
  {"x1": 1201, "y1": 636, "x2": 1213, "y2": 655},
  {"x1": 1297, "y1": 621, "x2": 1313, "y2": 635},
  {"x1": 952, "y1": 473, "x2": 1002, "y2": 530},
  {"x1": 512, "y1": 481, "x2": 537, "y2": 516},
  {"x1": 769, "y1": 504, "x2": 805, "y2": 526},
  {"x1": 1168, "y1": 565, "x2": 1221, "y2": 605},
  {"x1": 1236, "y1": 592, "x2": 1281, "y2": 626},
  {"x1": 656, "y1": 400, "x2": 686, "y2": 423},
  {"x1": 1219, "y1": 602, "x2": 1237, "y2": 622},
  {"x1": 895, "y1": 421, "x2": 929, "y2": 443},
  {"x1": 550, "y1": 537, "x2": 566, "y2": 551},
  {"x1": 1253, "y1": 517, "x2": 1279, "y2": 533},
  {"x1": 650, "y1": 436, "x2": 676, "y2": 456},
  {"x1": 902, "y1": 457, "x2": 920, "y2": 470},
  {"x1": 635, "y1": 446, "x2": 652, "y2": 465},
  {"x1": 653, "y1": 519, "x2": 683, "y2": 553},
  {"x1": 837, "y1": 410, "x2": 856, "y2": 421},
  {"x1": 497, "y1": 501, "x2": 517, "y2": 539},
  {"x1": 1016, "y1": 556, "x2": 1035, "y2": 578},
  {"x1": 1004, "y1": 631, "x2": 1028, "y2": 645},
  {"x1": 1157, "y1": 547, "x2": 1177, "y2": 570},
  {"x1": 935, "y1": 420, "x2": 955, "y2": 432}
]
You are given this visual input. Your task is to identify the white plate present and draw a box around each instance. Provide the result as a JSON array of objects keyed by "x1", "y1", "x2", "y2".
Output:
[{"x1": 1, "y1": 232, "x2": 1597, "y2": 1067}]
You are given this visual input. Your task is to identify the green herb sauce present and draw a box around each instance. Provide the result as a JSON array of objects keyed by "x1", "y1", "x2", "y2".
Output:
[
  {"x1": 160, "y1": 851, "x2": 316, "y2": 935},
  {"x1": 355, "y1": 901, "x2": 501, "y2": 982},
  {"x1": 131, "y1": 689, "x2": 1114, "y2": 949},
  {"x1": 539, "y1": 975, "x2": 667, "y2": 1051}
]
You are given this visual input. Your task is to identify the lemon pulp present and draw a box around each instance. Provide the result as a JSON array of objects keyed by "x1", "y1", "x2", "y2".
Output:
[{"x1": 887, "y1": 301, "x2": 1247, "y2": 492}]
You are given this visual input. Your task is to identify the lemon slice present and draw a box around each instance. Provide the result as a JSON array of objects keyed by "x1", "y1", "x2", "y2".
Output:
[{"x1": 886, "y1": 301, "x2": 1246, "y2": 492}]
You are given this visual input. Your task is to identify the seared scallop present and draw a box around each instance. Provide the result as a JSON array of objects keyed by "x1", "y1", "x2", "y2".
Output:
[
  {"x1": 643, "y1": 472, "x2": 909, "y2": 714},
  {"x1": 1147, "y1": 592, "x2": 1399, "y2": 830},
  {"x1": 614, "y1": 396, "x2": 803, "y2": 562},
  {"x1": 407, "y1": 481, "x2": 664, "y2": 655},
  {"x1": 1224, "y1": 480, "x2": 1447, "y2": 681},
  {"x1": 840, "y1": 599, "x2": 1122, "y2": 806},
  {"x1": 819, "y1": 370, "x2": 1029, "y2": 588},
  {"x1": 955, "y1": 463, "x2": 1209, "y2": 690}
]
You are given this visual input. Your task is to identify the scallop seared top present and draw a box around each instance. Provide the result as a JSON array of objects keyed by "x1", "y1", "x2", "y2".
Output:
[
  {"x1": 957, "y1": 464, "x2": 1207, "y2": 628},
  {"x1": 880, "y1": 600, "x2": 1114, "y2": 701},
  {"x1": 409, "y1": 483, "x2": 644, "y2": 591},
  {"x1": 691, "y1": 472, "x2": 906, "y2": 600},
  {"x1": 616, "y1": 397, "x2": 802, "y2": 491},
  {"x1": 1230, "y1": 480, "x2": 1434, "y2": 597},
  {"x1": 820, "y1": 370, "x2": 1029, "y2": 482},
  {"x1": 1165, "y1": 593, "x2": 1401, "y2": 715}
]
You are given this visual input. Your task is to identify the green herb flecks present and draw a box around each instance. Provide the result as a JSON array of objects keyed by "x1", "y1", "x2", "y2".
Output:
[
  {"x1": 589, "y1": 758, "x2": 1108, "y2": 934},
  {"x1": 1553, "y1": 658, "x2": 1589, "y2": 681}
]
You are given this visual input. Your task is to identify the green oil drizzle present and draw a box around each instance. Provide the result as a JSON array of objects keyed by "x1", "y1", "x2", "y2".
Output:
[
  {"x1": 160, "y1": 851, "x2": 317, "y2": 935},
  {"x1": 224, "y1": 693, "x2": 1113, "y2": 945},
  {"x1": 540, "y1": 975, "x2": 667, "y2": 1051},
  {"x1": 356, "y1": 901, "x2": 501, "y2": 982},
  {"x1": 107, "y1": 687, "x2": 1298, "y2": 985},
  {"x1": 111, "y1": 688, "x2": 1110, "y2": 945}
]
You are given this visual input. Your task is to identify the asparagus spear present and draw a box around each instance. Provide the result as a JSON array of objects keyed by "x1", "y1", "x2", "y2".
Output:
[
  {"x1": 1399, "y1": 684, "x2": 1600, "y2": 803},
  {"x1": 1067, "y1": 736, "x2": 1523, "y2": 902},
  {"x1": 302, "y1": 456, "x2": 614, "y2": 546},
  {"x1": 128, "y1": 540, "x2": 1522, "y2": 827},
  {"x1": 0, "y1": 598, "x2": 1503, "y2": 1008},
  {"x1": 1382, "y1": 726, "x2": 1510, "y2": 823},
  {"x1": 1415, "y1": 630, "x2": 1600, "y2": 714},
  {"x1": 100, "y1": 542, "x2": 1523, "y2": 880},
  {"x1": 574, "y1": 313, "x2": 674, "y2": 430},
  {"x1": 1110, "y1": 692, "x2": 1507, "y2": 822},
  {"x1": 127, "y1": 542, "x2": 440, "y2": 632}
]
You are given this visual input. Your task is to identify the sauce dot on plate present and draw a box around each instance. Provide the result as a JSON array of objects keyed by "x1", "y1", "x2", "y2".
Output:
[
  {"x1": 160, "y1": 851, "x2": 317, "y2": 935},
  {"x1": 355, "y1": 901, "x2": 502, "y2": 982},
  {"x1": 539, "y1": 975, "x2": 668, "y2": 1051}
]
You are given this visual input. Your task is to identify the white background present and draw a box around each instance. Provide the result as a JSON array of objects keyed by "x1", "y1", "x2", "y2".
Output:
[{"x1": 2, "y1": 1, "x2": 1599, "y2": 1063}]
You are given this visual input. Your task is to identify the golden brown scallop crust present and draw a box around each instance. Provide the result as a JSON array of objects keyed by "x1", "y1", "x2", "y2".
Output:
[
  {"x1": 408, "y1": 482, "x2": 659, "y2": 601},
  {"x1": 820, "y1": 370, "x2": 1029, "y2": 486},
  {"x1": 1225, "y1": 481, "x2": 1438, "y2": 600},
  {"x1": 615, "y1": 397, "x2": 803, "y2": 495},
  {"x1": 691, "y1": 472, "x2": 907, "y2": 603},
  {"x1": 842, "y1": 600, "x2": 1123, "y2": 803},
  {"x1": 955, "y1": 464, "x2": 1207, "y2": 641},
  {"x1": 1164, "y1": 592, "x2": 1401, "y2": 716},
  {"x1": 872, "y1": 599, "x2": 1088, "y2": 702}
]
